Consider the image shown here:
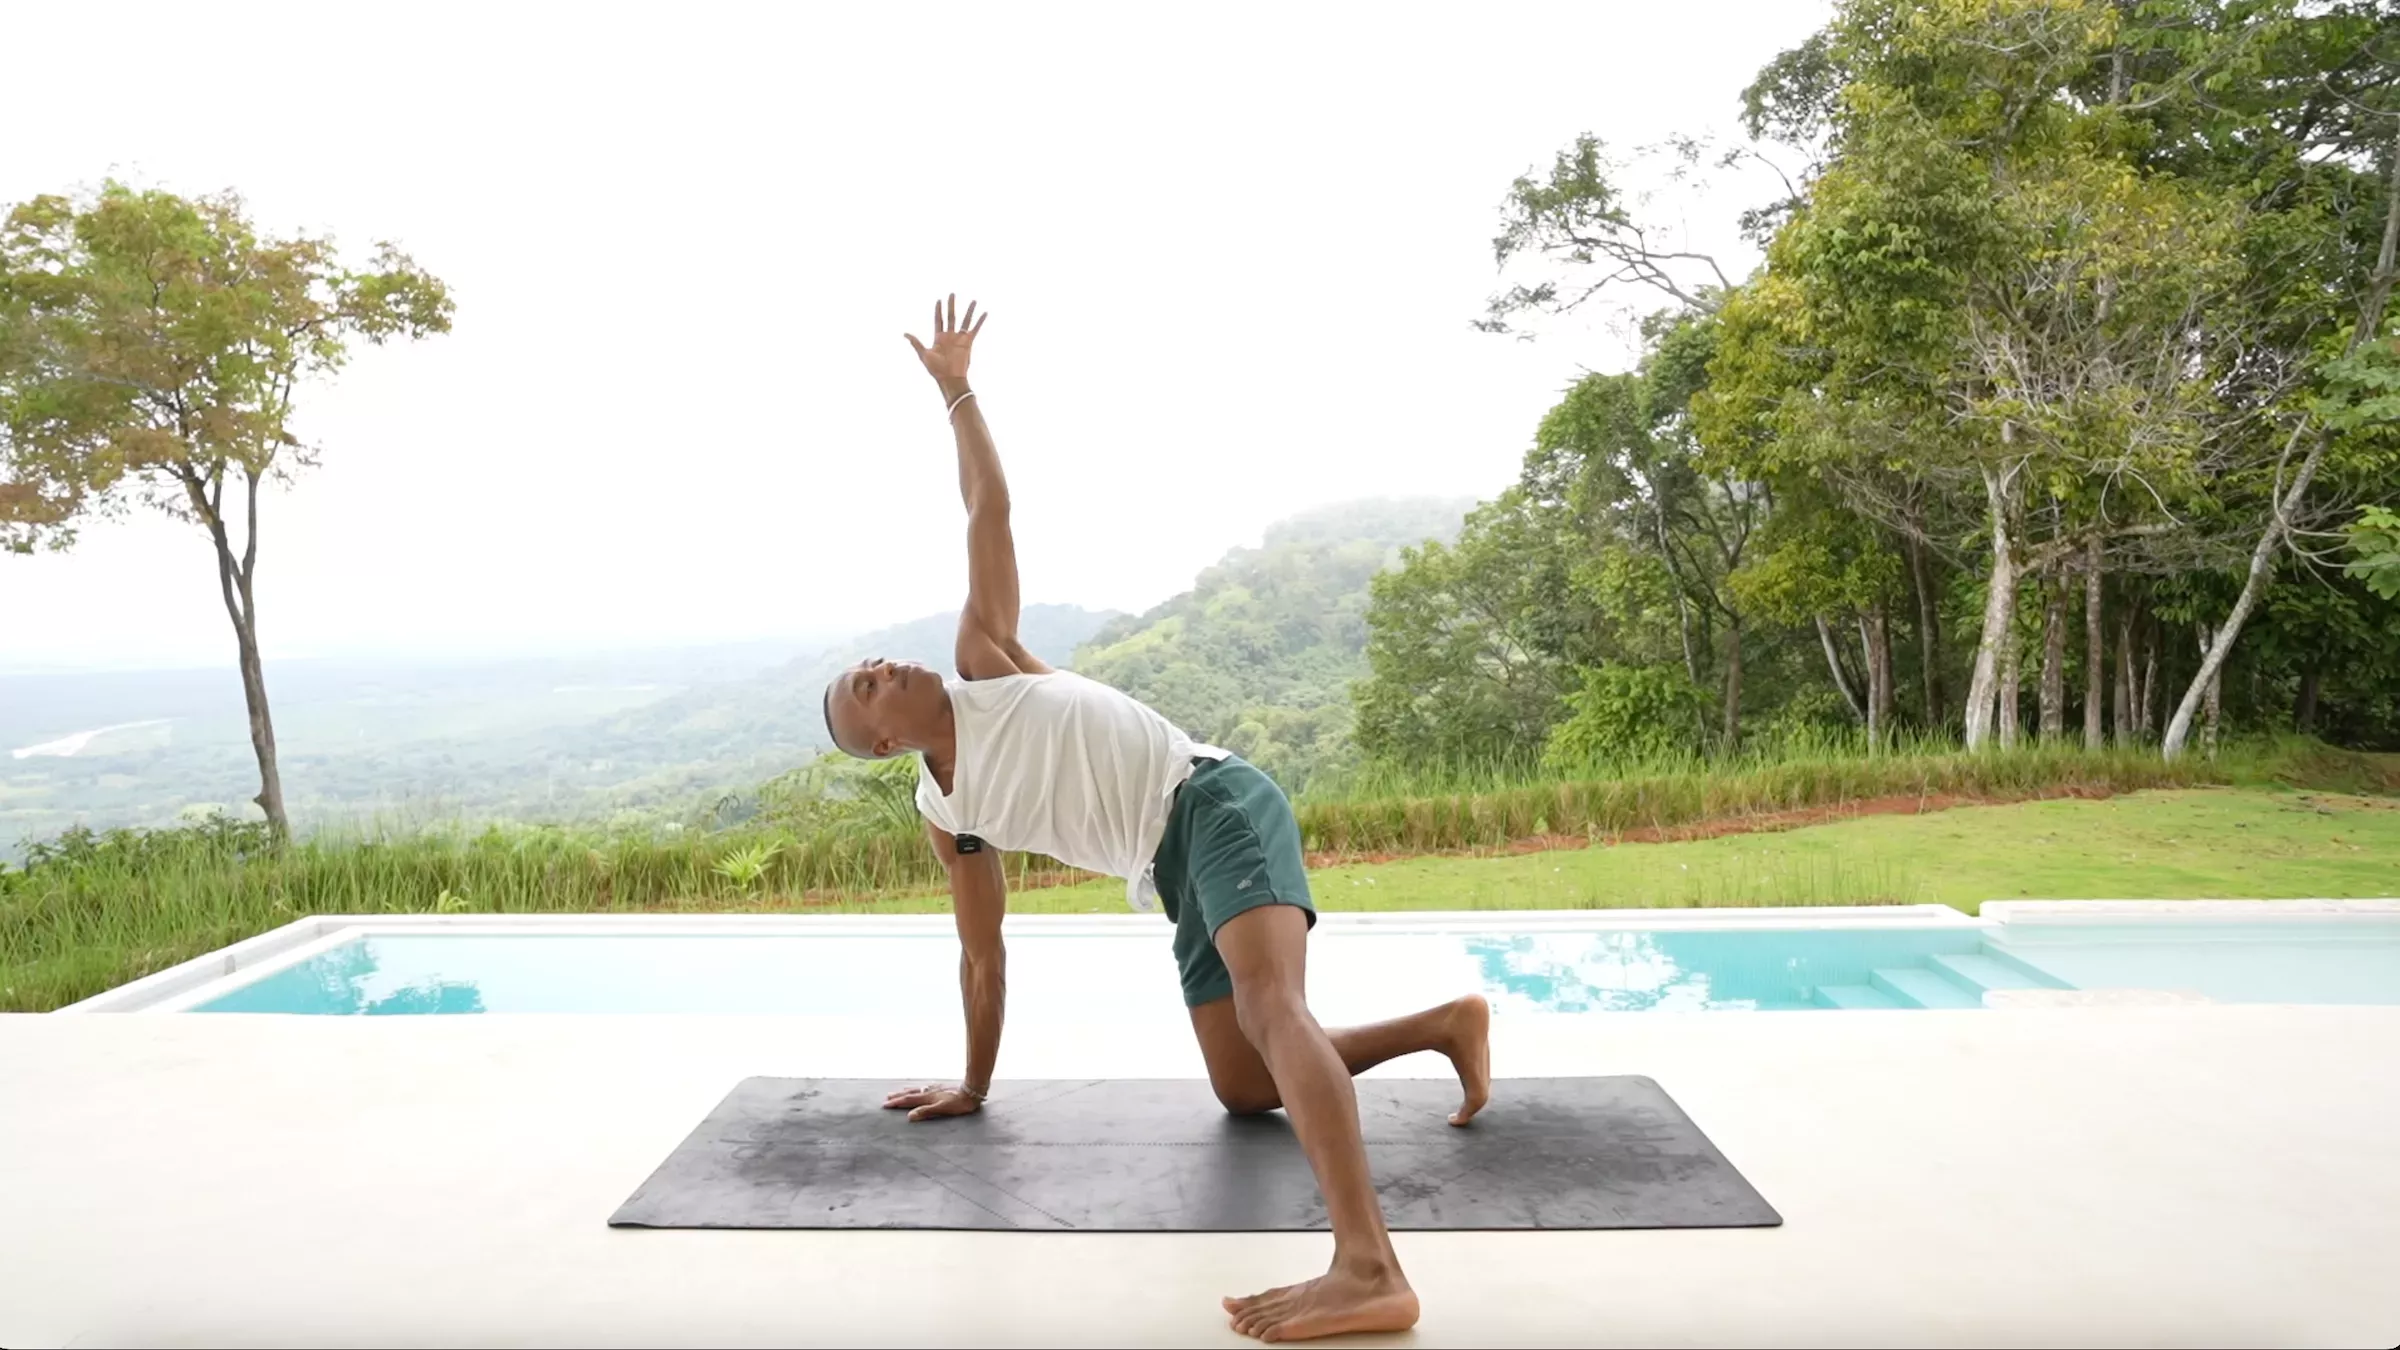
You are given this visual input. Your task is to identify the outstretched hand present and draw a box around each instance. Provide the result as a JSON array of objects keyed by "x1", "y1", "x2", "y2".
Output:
[
  {"x1": 882, "y1": 1083, "x2": 984, "y2": 1122},
  {"x1": 905, "y1": 294, "x2": 986, "y2": 387}
]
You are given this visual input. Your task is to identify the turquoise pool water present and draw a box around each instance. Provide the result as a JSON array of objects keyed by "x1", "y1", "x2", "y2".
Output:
[{"x1": 182, "y1": 918, "x2": 2400, "y2": 1015}]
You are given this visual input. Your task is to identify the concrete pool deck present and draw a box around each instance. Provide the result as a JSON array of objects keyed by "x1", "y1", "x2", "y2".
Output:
[{"x1": 3, "y1": 1002, "x2": 2396, "y2": 1347}]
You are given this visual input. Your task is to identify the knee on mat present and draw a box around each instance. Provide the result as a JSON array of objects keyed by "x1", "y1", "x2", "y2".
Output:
[{"x1": 1211, "y1": 1083, "x2": 1281, "y2": 1116}]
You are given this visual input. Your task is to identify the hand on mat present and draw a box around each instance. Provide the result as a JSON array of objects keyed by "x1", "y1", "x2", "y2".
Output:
[
  {"x1": 882, "y1": 1083, "x2": 982, "y2": 1121},
  {"x1": 904, "y1": 294, "x2": 986, "y2": 386}
]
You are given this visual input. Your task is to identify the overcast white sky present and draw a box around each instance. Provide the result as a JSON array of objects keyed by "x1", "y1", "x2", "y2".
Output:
[{"x1": 3, "y1": 0, "x2": 1829, "y2": 673}]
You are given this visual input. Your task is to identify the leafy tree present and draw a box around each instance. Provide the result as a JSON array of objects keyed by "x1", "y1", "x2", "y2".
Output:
[
  {"x1": 1541, "y1": 665, "x2": 1711, "y2": 771},
  {"x1": 0, "y1": 184, "x2": 451, "y2": 835},
  {"x1": 2346, "y1": 505, "x2": 2400, "y2": 601},
  {"x1": 1352, "y1": 490, "x2": 1585, "y2": 767}
]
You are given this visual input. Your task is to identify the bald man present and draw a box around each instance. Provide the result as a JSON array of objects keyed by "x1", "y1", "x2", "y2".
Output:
[{"x1": 821, "y1": 296, "x2": 1490, "y2": 1343}]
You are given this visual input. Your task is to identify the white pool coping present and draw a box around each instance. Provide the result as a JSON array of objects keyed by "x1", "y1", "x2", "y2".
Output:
[{"x1": 3, "y1": 1003, "x2": 2395, "y2": 1347}]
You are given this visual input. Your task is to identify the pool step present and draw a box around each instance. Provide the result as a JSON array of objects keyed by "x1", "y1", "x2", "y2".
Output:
[
  {"x1": 1869, "y1": 966, "x2": 1982, "y2": 1009},
  {"x1": 1812, "y1": 983, "x2": 1902, "y2": 1010},
  {"x1": 1928, "y1": 952, "x2": 2060, "y2": 996},
  {"x1": 1975, "y1": 942, "x2": 2077, "y2": 989}
]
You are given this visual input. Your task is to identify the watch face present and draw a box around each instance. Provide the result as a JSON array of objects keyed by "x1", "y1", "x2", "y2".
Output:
[{"x1": 955, "y1": 834, "x2": 985, "y2": 854}]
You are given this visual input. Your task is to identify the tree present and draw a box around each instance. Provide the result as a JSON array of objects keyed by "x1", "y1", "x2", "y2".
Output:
[
  {"x1": 1, "y1": 222, "x2": 119, "y2": 554},
  {"x1": 2347, "y1": 505, "x2": 2400, "y2": 601},
  {"x1": 0, "y1": 184, "x2": 451, "y2": 836},
  {"x1": 2161, "y1": 129, "x2": 2400, "y2": 754},
  {"x1": 1352, "y1": 490, "x2": 1586, "y2": 767},
  {"x1": 1535, "y1": 315, "x2": 1770, "y2": 749}
]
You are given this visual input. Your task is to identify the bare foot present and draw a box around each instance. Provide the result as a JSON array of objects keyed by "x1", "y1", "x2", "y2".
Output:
[
  {"x1": 1440, "y1": 994, "x2": 1491, "y2": 1126},
  {"x1": 1223, "y1": 1266, "x2": 1420, "y2": 1343}
]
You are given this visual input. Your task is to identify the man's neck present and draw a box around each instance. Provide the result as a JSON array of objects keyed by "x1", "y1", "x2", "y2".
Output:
[{"x1": 919, "y1": 689, "x2": 960, "y2": 791}]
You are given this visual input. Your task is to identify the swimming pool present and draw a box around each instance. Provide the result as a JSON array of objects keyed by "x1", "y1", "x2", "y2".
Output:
[{"x1": 66, "y1": 902, "x2": 2400, "y2": 1016}]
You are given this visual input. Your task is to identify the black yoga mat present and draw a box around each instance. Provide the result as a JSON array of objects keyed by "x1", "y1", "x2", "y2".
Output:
[{"x1": 608, "y1": 1076, "x2": 1780, "y2": 1232}]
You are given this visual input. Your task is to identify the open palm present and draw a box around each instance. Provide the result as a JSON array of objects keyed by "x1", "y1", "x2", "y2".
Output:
[{"x1": 905, "y1": 294, "x2": 987, "y2": 383}]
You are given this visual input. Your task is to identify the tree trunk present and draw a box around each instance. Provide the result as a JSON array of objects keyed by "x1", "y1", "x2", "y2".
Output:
[
  {"x1": 198, "y1": 467, "x2": 289, "y2": 840},
  {"x1": 1863, "y1": 603, "x2": 1894, "y2": 753},
  {"x1": 2038, "y1": 576, "x2": 2067, "y2": 742},
  {"x1": 2114, "y1": 607, "x2": 2136, "y2": 747},
  {"x1": 2198, "y1": 624, "x2": 2223, "y2": 760},
  {"x1": 2163, "y1": 118, "x2": 2400, "y2": 759},
  {"x1": 1656, "y1": 516, "x2": 1702, "y2": 689},
  {"x1": 2162, "y1": 424, "x2": 2317, "y2": 760},
  {"x1": 2296, "y1": 669, "x2": 2321, "y2": 734},
  {"x1": 232, "y1": 599, "x2": 289, "y2": 834},
  {"x1": 1906, "y1": 532, "x2": 1942, "y2": 729},
  {"x1": 1998, "y1": 614, "x2": 2022, "y2": 749},
  {"x1": 1816, "y1": 614, "x2": 1865, "y2": 723},
  {"x1": 2139, "y1": 622, "x2": 2159, "y2": 741},
  {"x1": 2083, "y1": 535, "x2": 2105, "y2": 750},
  {"x1": 1720, "y1": 619, "x2": 1744, "y2": 753},
  {"x1": 1964, "y1": 462, "x2": 2020, "y2": 750}
]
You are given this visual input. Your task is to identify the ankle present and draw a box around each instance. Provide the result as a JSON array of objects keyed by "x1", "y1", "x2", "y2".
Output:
[{"x1": 1331, "y1": 1246, "x2": 1406, "y2": 1287}]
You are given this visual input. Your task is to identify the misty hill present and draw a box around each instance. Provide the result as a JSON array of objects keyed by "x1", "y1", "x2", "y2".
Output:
[
  {"x1": 0, "y1": 608, "x2": 1113, "y2": 852},
  {"x1": 1073, "y1": 497, "x2": 1472, "y2": 789},
  {"x1": 1, "y1": 496, "x2": 1464, "y2": 850},
  {"x1": 581, "y1": 602, "x2": 1118, "y2": 769}
]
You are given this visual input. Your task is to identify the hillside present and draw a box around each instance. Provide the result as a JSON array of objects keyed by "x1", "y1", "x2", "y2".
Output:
[
  {"x1": 1073, "y1": 497, "x2": 1472, "y2": 789},
  {"x1": 0, "y1": 606, "x2": 1115, "y2": 851},
  {"x1": 589, "y1": 602, "x2": 1117, "y2": 775},
  {"x1": 3, "y1": 491, "x2": 1460, "y2": 850}
]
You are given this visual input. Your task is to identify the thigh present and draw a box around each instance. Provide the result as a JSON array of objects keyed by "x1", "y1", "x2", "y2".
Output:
[
  {"x1": 1184, "y1": 759, "x2": 1316, "y2": 955},
  {"x1": 1165, "y1": 758, "x2": 1314, "y2": 1009},
  {"x1": 1210, "y1": 901, "x2": 1312, "y2": 1006},
  {"x1": 1188, "y1": 904, "x2": 1316, "y2": 1115}
]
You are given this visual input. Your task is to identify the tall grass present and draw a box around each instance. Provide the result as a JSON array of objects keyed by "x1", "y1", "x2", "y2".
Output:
[
  {"x1": 3, "y1": 737, "x2": 2388, "y2": 1013},
  {"x1": 1293, "y1": 736, "x2": 2260, "y2": 857}
]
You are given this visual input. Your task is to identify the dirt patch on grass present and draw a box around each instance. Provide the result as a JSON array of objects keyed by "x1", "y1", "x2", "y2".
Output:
[{"x1": 1302, "y1": 783, "x2": 2132, "y2": 869}]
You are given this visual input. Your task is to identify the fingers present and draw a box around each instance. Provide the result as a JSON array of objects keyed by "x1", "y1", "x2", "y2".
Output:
[
  {"x1": 904, "y1": 334, "x2": 927, "y2": 359},
  {"x1": 904, "y1": 1091, "x2": 983, "y2": 1122},
  {"x1": 923, "y1": 296, "x2": 987, "y2": 341}
]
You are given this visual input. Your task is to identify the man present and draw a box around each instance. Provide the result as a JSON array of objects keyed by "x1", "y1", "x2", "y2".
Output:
[{"x1": 823, "y1": 296, "x2": 1491, "y2": 1344}]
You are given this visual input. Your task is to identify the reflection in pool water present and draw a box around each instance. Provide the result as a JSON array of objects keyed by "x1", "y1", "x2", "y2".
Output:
[
  {"x1": 191, "y1": 927, "x2": 1997, "y2": 1016},
  {"x1": 214, "y1": 936, "x2": 487, "y2": 1015},
  {"x1": 1464, "y1": 932, "x2": 1748, "y2": 1012}
]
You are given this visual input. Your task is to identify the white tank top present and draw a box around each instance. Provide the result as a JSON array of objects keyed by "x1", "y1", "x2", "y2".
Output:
[{"x1": 914, "y1": 671, "x2": 1228, "y2": 912}]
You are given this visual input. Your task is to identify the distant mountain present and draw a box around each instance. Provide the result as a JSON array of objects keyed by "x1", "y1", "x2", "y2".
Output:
[
  {"x1": 0, "y1": 608, "x2": 1115, "y2": 853},
  {"x1": 1073, "y1": 497, "x2": 1472, "y2": 789},
  {"x1": 589, "y1": 602, "x2": 1119, "y2": 765},
  {"x1": 0, "y1": 494, "x2": 1456, "y2": 849}
]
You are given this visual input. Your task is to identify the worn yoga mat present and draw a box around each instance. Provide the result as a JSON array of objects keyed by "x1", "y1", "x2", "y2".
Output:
[{"x1": 608, "y1": 1076, "x2": 1780, "y2": 1232}]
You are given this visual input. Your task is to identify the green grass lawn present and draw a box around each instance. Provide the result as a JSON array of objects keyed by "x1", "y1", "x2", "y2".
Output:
[
  {"x1": 9, "y1": 773, "x2": 2395, "y2": 1011},
  {"x1": 969, "y1": 787, "x2": 2400, "y2": 917}
]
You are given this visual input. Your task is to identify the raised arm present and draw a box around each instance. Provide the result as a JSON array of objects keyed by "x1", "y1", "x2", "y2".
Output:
[
  {"x1": 905, "y1": 295, "x2": 1049, "y2": 680},
  {"x1": 882, "y1": 819, "x2": 1008, "y2": 1121}
]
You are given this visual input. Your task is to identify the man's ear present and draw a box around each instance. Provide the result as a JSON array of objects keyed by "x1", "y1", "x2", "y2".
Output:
[{"x1": 872, "y1": 736, "x2": 899, "y2": 759}]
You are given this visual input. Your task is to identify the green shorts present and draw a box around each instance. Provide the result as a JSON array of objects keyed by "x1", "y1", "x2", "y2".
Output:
[{"x1": 1153, "y1": 755, "x2": 1316, "y2": 1007}]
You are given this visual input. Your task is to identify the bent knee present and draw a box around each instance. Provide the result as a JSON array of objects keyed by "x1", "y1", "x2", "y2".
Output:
[
  {"x1": 1230, "y1": 984, "x2": 1311, "y2": 1045},
  {"x1": 1212, "y1": 1084, "x2": 1281, "y2": 1116}
]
